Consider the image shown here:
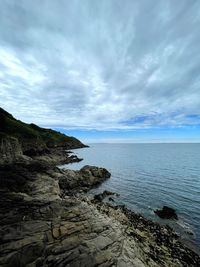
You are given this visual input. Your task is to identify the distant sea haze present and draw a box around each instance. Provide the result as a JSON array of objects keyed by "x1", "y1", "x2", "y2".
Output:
[
  {"x1": 61, "y1": 143, "x2": 200, "y2": 247},
  {"x1": 80, "y1": 139, "x2": 200, "y2": 144}
]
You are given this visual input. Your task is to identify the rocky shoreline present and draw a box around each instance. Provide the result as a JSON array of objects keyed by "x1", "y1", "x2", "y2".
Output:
[{"x1": 0, "y1": 147, "x2": 200, "y2": 267}]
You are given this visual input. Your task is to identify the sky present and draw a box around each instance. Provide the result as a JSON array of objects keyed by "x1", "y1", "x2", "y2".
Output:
[{"x1": 0, "y1": 0, "x2": 200, "y2": 143}]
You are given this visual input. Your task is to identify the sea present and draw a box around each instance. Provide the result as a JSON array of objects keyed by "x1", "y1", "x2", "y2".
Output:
[{"x1": 60, "y1": 143, "x2": 200, "y2": 249}]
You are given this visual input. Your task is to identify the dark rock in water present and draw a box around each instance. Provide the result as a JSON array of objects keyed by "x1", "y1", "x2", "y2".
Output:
[
  {"x1": 94, "y1": 190, "x2": 115, "y2": 202},
  {"x1": 66, "y1": 150, "x2": 73, "y2": 154},
  {"x1": 109, "y1": 197, "x2": 114, "y2": 202},
  {"x1": 154, "y1": 206, "x2": 178, "y2": 220},
  {"x1": 184, "y1": 229, "x2": 194, "y2": 236}
]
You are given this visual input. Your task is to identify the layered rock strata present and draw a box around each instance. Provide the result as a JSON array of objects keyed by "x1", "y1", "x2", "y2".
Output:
[{"x1": 0, "y1": 159, "x2": 200, "y2": 266}]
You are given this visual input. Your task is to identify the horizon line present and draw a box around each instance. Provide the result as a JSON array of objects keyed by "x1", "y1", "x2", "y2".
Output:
[{"x1": 83, "y1": 141, "x2": 200, "y2": 144}]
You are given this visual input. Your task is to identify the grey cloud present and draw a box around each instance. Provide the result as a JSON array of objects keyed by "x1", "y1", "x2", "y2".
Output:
[{"x1": 0, "y1": 0, "x2": 200, "y2": 129}]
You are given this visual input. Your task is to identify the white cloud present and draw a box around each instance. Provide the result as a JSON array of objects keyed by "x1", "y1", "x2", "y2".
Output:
[{"x1": 0, "y1": 0, "x2": 200, "y2": 130}]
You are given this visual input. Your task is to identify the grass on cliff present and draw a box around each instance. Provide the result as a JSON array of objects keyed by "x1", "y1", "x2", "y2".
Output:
[
  {"x1": 0, "y1": 107, "x2": 83, "y2": 148},
  {"x1": 29, "y1": 123, "x2": 81, "y2": 147}
]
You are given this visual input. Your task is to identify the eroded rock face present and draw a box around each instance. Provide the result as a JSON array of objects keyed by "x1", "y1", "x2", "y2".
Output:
[
  {"x1": 0, "y1": 162, "x2": 110, "y2": 197},
  {"x1": 30, "y1": 148, "x2": 83, "y2": 166},
  {"x1": 0, "y1": 107, "x2": 87, "y2": 166},
  {"x1": 154, "y1": 206, "x2": 178, "y2": 220},
  {"x1": 80, "y1": 165, "x2": 111, "y2": 186},
  {"x1": 0, "y1": 137, "x2": 23, "y2": 165},
  {"x1": 0, "y1": 137, "x2": 83, "y2": 167}
]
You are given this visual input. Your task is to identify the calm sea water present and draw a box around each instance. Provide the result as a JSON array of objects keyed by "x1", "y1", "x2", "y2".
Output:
[{"x1": 61, "y1": 143, "x2": 200, "y2": 247}]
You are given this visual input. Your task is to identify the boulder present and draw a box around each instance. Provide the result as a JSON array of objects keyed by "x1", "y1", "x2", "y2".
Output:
[
  {"x1": 59, "y1": 166, "x2": 111, "y2": 193},
  {"x1": 184, "y1": 229, "x2": 194, "y2": 236},
  {"x1": 154, "y1": 206, "x2": 178, "y2": 220}
]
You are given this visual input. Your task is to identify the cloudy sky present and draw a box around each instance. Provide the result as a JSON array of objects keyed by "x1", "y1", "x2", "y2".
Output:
[{"x1": 0, "y1": 0, "x2": 200, "y2": 142}]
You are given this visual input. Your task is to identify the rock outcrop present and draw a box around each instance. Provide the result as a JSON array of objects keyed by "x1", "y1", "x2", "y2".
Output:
[
  {"x1": 154, "y1": 206, "x2": 178, "y2": 220},
  {"x1": 59, "y1": 165, "x2": 111, "y2": 194},
  {"x1": 0, "y1": 136, "x2": 23, "y2": 165},
  {"x1": 0, "y1": 107, "x2": 87, "y2": 165}
]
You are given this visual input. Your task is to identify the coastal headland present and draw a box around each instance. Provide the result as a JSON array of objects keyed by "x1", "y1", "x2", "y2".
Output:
[{"x1": 0, "y1": 108, "x2": 200, "y2": 266}]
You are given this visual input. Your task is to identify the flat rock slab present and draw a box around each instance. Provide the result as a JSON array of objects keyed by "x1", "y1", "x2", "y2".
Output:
[
  {"x1": 0, "y1": 192, "x2": 200, "y2": 267},
  {"x1": 0, "y1": 192, "x2": 148, "y2": 267}
]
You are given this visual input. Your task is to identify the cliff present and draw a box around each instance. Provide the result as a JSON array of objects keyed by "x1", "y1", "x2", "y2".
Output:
[{"x1": 0, "y1": 107, "x2": 86, "y2": 164}]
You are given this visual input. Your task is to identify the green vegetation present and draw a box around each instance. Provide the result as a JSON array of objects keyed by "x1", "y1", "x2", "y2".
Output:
[{"x1": 0, "y1": 107, "x2": 84, "y2": 148}]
